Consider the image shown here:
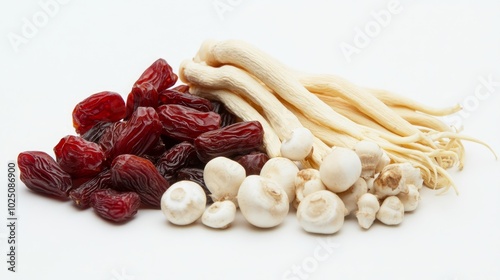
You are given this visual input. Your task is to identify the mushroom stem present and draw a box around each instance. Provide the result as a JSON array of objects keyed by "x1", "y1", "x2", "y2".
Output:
[{"x1": 356, "y1": 193, "x2": 380, "y2": 229}]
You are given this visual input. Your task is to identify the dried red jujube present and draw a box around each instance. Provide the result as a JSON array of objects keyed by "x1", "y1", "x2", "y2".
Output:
[
  {"x1": 194, "y1": 121, "x2": 264, "y2": 162},
  {"x1": 158, "y1": 89, "x2": 213, "y2": 112},
  {"x1": 236, "y1": 152, "x2": 270, "y2": 175},
  {"x1": 72, "y1": 91, "x2": 126, "y2": 135},
  {"x1": 98, "y1": 121, "x2": 126, "y2": 157},
  {"x1": 157, "y1": 104, "x2": 221, "y2": 142},
  {"x1": 170, "y1": 84, "x2": 190, "y2": 93},
  {"x1": 211, "y1": 101, "x2": 237, "y2": 127},
  {"x1": 111, "y1": 154, "x2": 170, "y2": 208},
  {"x1": 90, "y1": 189, "x2": 141, "y2": 222},
  {"x1": 156, "y1": 142, "x2": 199, "y2": 182},
  {"x1": 54, "y1": 135, "x2": 106, "y2": 178},
  {"x1": 125, "y1": 58, "x2": 178, "y2": 118},
  {"x1": 69, "y1": 169, "x2": 112, "y2": 208},
  {"x1": 105, "y1": 107, "x2": 163, "y2": 160},
  {"x1": 18, "y1": 151, "x2": 72, "y2": 198},
  {"x1": 81, "y1": 121, "x2": 113, "y2": 143}
]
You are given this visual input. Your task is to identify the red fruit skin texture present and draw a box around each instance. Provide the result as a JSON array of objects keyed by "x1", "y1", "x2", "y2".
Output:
[
  {"x1": 69, "y1": 169, "x2": 112, "y2": 208},
  {"x1": 105, "y1": 107, "x2": 163, "y2": 161},
  {"x1": 211, "y1": 101, "x2": 237, "y2": 127},
  {"x1": 81, "y1": 121, "x2": 113, "y2": 143},
  {"x1": 111, "y1": 154, "x2": 170, "y2": 208},
  {"x1": 236, "y1": 152, "x2": 270, "y2": 175},
  {"x1": 157, "y1": 104, "x2": 221, "y2": 142},
  {"x1": 141, "y1": 138, "x2": 167, "y2": 163},
  {"x1": 170, "y1": 84, "x2": 190, "y2": 93},
  {"x1": 194, "y1": 121, "x2": 264, "y2": 163},
  {"x1": 158, "y1": 89, "x2": 213, "y2": 112},
  {"x1": 156, "y1": 142, "x2": 199, "y2": 182},
  {"x1": 125, "y1": 58, "x2": 178, "y2": 118},
  {"x1": 90, "y1": 189, "x2": 141, "y2": 222},
  {"x1": 98, "y1": 121, "x2": 126, "y2": 158},
  {"x1": 72, "y1": 91, "x2": 126, "y2": 135},
  {"x1": 18, "y1": 151, "x2": 72, "y2": 199},
  {"x1": 53, "y1": 135, "x2": 106, "y2": 178}
]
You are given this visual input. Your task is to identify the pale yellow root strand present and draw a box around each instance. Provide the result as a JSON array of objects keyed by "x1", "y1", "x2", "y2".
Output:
[
  {"x1": 313, "y1": 91, "x2": 439, "y2": 148},
  {"x1": 299, "y1": 73, "x2": 424, "y2": 137},
  {"x1": 283, "y1": 100, "x2": 359, "y2": 148},
  {"x1": 391, "y1": 107, "x2": 454, "y2": 133},
  {"x1": 315, "y1": 94, "x2": 392, "y2": 133},
  {"x1": 369, "y1": 88, "x2": 462, "y2": 116},
  {"x1": 429, "y1": 132, "x2": 498, "y2": 160},
  {"x1": 180, "y1": 60, "x2": 329, "y2": 166},
  {"x1": 180, "y1": 60, "x2": 303, "y2": 139},
  {"x1": 195, "y1": 39, "x2": 368, "y2": 140}
]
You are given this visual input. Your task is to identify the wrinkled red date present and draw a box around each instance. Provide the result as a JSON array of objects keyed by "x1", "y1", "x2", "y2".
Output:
[
  {"x1": 111, "y1": 154, "x2": 170, "y2": 208},
  {"x1": 170, "y1": 84, "x2": 190, "y2": 93},
  {"x1": 141, "y1": 138, "x2": 167, "y2": 163},
  {"x1": 211, "y1": 101, "x2": 237, "y2": 127},
  {"x1": 157, "y1": 104, "x2": 221, "y2": 142},
  {"x1": 98, "y1": 121, "x2": 126, "y2": 157},
  {"x1": 90, "y1": 189, "x2": 141, "y2": 222},
  {"x1": 72, "y1": 91, "x2": 126, "y2": 135},
  {"x1": 18, "y1": 151, "x2": 72, "y2": 198},
  {"x1": 104, "y1": 107, "x2": 163, "y2": 160},
  {"x1": 158, "y1": 89, "x2": 213, "y2": 112},
  {"x1": 125, "y1": 58, "x2": 178, "y2": 118},
  {"x1": 236, "y1": 152, "x2": 270, "y2": 175},
  {"x1": 194, "y1": 121, "x2": 264, "y2": 162},
  {"x1": 54, "y1": 135, "x2": 106, "y2": 178},
  {"x1": 81, "y1": 121, "x2": 113, "y2": 143},
  {"x1": 156, "y1": 142, "x2": 199, "y2": 182},
  {"x1": 69, "y1": 169, "x2": 112, "y2": 208}
]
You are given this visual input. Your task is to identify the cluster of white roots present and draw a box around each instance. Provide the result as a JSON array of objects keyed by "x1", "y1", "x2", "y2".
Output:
[{"x1": 179, "y1": 39, "x2": 496, "y2": 192}]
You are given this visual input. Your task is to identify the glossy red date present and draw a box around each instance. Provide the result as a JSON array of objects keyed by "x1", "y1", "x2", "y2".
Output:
[
  {"x1": 18, "y1": 151, "x2": 72, "y2": 198},
  {"x1": 104, "y1": 107, "x2": 163, "y2": 160},
  {"x1": 194, "y1": 121, "x2": 264, "y2": 162},
  {"x1": 156, "y1": 142, "x2": 199, "y2": 182},
  {"x1": 69, "y1": 169, "x2": 112, "y2": 208},
  {"x1": 111, "y1": 154, "x2": 170, "y2": 208},
  {"x1": 90, "y1": 189, "x2": 141, "y2": 222},
  {"x1": 72, "y1": 91, "x2": 126, "y2": 135},
  {"x1": 157, "y1": 104, "x2": 221, "y2": 142},
  {"x1": 54, "y1": 135, "x2": 106, "y2": 178},
  {"x1": 158, "y1": 89, "x2": 213, "y2": 112},
  {"x1": 125, "y1": 58, "x2": 178, "y2": 118}
]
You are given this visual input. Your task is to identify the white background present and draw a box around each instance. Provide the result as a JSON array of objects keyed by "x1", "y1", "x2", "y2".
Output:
[{"x1": 1, "y1": 1, "x2": 500, "y2": 279}]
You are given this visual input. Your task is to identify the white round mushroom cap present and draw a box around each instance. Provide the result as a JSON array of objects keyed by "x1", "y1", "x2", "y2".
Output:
[{"x1": 161, "y1": 180, "x2": 207, "y2": 226}]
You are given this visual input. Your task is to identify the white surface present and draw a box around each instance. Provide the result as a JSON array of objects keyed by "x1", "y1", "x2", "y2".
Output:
[{"x1": 1, "y1": 1, "x2": 500, "y2": 279}]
